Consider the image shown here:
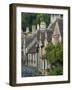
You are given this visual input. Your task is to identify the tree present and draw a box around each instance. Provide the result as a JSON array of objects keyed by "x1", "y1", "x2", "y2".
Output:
[
  {"x1": 45, "y1": 42, "x2": 63, "y2": 75},
  {"x1": 45, "y1": 42, "x2": 63, "y2": 64},
  {"x1": 21, "y1": 13, "x2": 35, "y2": 32},
  {"x1": 21, "y1": 13, "x2": 50, "y2": 32}
]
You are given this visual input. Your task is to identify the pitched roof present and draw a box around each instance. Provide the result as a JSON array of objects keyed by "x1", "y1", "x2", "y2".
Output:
[
  {"x1": 25, "y1": 32, "x2": 37, "y2": 47},
  {"x1": 27, "y1": 42, "x2": 37, "y2": 53},
  {"x1": 49, "y1": 18, "x2": 63, "y2": 38},
  {"x1": 57, "y1": 19, "x2": 63, "y2": 38},
  {"x1": 23, "y1": 18, "x2": 63, "y2": 54}
]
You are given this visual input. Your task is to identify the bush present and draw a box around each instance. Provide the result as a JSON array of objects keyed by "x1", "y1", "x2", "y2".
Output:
[{"x1": 45, "y1": 42, "x2": 63, "y2": 75}]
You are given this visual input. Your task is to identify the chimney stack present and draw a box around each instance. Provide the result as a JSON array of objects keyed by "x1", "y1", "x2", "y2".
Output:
[
  {"x1": 32, "y1": 25, "x2": 36, "y2": 33},
  {"x1": 26, "y1": 27, "x2": 29, "y2": 33},
  {"x1": 37, "y1": 24, "x2": 40, "y2": 30}
]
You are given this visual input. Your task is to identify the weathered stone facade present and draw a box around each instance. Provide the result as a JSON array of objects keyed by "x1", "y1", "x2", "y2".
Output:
[{"x1": 21, "y1": 15, "x2": 63, "y2": 75}]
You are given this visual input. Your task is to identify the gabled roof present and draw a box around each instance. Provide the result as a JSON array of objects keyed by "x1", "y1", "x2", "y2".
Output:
[
  {"x1": 22, "y1": 18, "x2": 63, "y2": 54},
  {"x1": 57, "y1": 19, "x2": 63, "y2": 38},
  {"x1": 49, "y1": 18, "x2": 63, "y2": 38},
  {"x1": 27, "y1": 42, "x2": 37, "y2": 54},
  {"x1": 25, "y1": 33, "x2": 37, "y2": 47}
]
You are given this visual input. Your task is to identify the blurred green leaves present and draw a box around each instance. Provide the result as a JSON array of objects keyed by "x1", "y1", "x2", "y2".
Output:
[
  {"x1": 45, "y1": 42, "x2": 63, "y2": 64},
  {"x1": 21, "y1": 13, "x2": 50, "y2": 32},
  {"x1": 45, "y1": 42, "x2": 63, "y2": 75}
]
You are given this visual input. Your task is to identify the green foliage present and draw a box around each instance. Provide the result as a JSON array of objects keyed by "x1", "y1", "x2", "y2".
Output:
[
  {"x1": 45, "y1": 42, "x2": 63, "y2": 75},
  {"x1": 22, "y1": 13, "x2": 36, "y2": 32},
  {"x1": 48, "y1": 64, "x2": 63, "y2": 75},
  {"x1": 45, "y1": 42, "x2": 63, "y2": 64},
  {"x1": 21, "y1": 13, "x2": 50, "y2": 32}
]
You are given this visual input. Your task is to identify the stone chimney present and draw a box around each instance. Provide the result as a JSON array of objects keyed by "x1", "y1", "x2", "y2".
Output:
[
  {"x1": 37, "y1": 24, "x2": 40, "y2": 30},
  {"x1": 32, "y1": 25, "x2": 36, "y2": 33},
  {"x1": 26, "y1": 27, "x2": 29, "y2": 33},
  {"x1": 51, "y1": 14, "x2": 61, "y2": 23},
  {"x1": 51, "y1": 15, "x2": 56, "y2": 23}
]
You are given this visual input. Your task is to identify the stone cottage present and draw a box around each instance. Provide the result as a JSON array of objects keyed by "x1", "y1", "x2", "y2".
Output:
[{"x1": 21, "y1": 14, "x2": 63, "y2": 75}]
